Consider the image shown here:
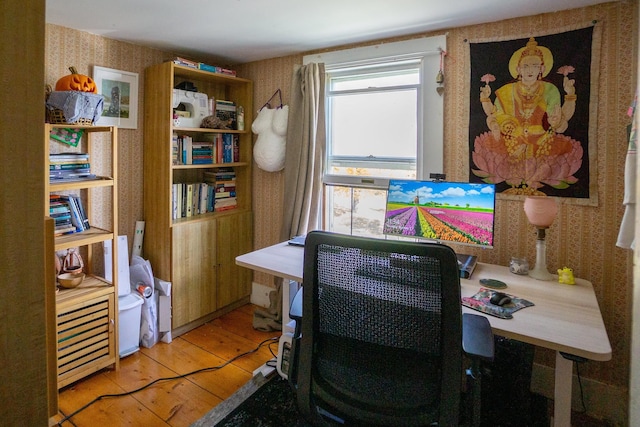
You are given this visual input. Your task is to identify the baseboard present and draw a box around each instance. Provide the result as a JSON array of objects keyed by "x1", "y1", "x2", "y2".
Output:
[
  {"x1": 250, "y1": 282, "x2": 273, "y2": 308},
  {"x1": 530, "y1": 362, "x2": 627, "y2": 425}
]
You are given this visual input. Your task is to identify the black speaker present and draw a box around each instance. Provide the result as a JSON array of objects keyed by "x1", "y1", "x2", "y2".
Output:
[{"x1": 480, "y1": 336, "x2": 547, "y2": 426}]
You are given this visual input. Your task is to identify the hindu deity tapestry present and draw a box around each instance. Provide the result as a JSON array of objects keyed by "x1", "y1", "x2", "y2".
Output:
[{"x1": 467, "y1": 24, "x2": 601, "y2": 204}]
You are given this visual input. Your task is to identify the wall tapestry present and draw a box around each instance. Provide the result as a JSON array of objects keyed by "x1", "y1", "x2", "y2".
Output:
[{"x1": 467, "y1": 24, "x2": 601, "y2": 204}]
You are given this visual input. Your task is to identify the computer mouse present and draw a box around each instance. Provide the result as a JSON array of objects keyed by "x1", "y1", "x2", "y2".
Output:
[{"x1": 490, "y1": 292, "x2": 512, "y2": 307}]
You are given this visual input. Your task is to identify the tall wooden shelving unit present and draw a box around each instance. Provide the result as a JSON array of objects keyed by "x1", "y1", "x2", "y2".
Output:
[
  {"x1": 45, "y1": 124, "x2": 119, "y2": 389},
  {"x1": 143, "y1": 62, "x2": 253, "y2": 335}
]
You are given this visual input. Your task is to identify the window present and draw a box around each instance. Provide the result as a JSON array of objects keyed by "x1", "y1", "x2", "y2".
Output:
[{"x1": 304, "y1": 36, "x2": 446, "y2": 237}]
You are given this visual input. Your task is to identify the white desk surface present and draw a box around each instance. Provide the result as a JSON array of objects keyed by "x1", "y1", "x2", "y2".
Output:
[
  {"x1": 235, "y1": 241, "x2": 611, "y2": 362},
  {"x1": 236, "y1": 241, "x2": 612, "y2": 427}
]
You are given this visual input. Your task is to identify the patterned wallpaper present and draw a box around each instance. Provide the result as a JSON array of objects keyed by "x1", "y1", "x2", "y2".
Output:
[
  {"x1": 45, "y1": 0, "x2": 636, "y2": 416},
  {"x1": 238, "y1": 0, "x2": 637, "y2": 401}
]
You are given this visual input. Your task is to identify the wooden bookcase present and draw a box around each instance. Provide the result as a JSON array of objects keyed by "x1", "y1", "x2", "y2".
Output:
[
  {"x1": 45, "y1": 124, "x2": 119, "y2": 389},
  {"x1": 143, "y1": 62, "x2": 253, "y2": 335}
]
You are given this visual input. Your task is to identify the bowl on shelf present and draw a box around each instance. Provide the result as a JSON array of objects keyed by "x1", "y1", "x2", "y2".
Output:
[{"x1": 57, "y1": 272, "x2": 85, "y2": 288}]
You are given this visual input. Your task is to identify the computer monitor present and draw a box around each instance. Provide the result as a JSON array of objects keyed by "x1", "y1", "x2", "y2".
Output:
[{"x1": 383, "y1": 179, "x2": 496, "y2": 248}]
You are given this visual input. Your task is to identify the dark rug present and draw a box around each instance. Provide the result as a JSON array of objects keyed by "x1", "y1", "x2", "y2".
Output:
[
  {"x1": 192, "y1": 372, "x2": 310, "y2": 427},
  {"x1": 193, "y1": 370, "x2": 550, "y2": 427}
]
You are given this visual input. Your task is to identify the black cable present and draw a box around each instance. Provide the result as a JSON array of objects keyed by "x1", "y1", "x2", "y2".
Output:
[
  {"x1": 57, "y1": 410, "x2": 77, "y2": 427},
  {"x1": 575, "y1": 362, "x2": 587, "y2": 413},
  {"x1": 56, "y1": 336, "x2": 279, "y2": 426}
]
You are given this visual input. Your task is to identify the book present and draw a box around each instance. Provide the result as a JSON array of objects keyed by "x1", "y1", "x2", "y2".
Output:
[
  {"x1": 60, "y1": 195, "x2": 84, "y2": 231},
  {"x1": 72, "y1": 195, "x2": 90, "y2": 230},
  {"x1": 215, "y1": 191, "x2": 236, "y2": 199},
  {"x1": 186, "y1": 184, "x2": 193, "y2": 217},
  {"x1": 199, "y1": 183, "x2": 209, "y2": 214},
  {"x1": 173, "y1": 57, "x2": 198, "y2": 68},
  {"x1": 457, "y1": 253, "x2": 478, "y2": 279},
  {"x1": 215, "y1": 101, "x2": 237, "y2": 129},
  {"x1": 50, "y1": 162, "x2": 90, "y2": 170},
  {"x1": 49, "y1": 153, "x2": 89, "y2": 161},
  {"x1": 172, "y1": 183, "x2": 179, "y2": 220},
  {"x1": 58, "y1": 194, "x2": 90, "y2": 231}
]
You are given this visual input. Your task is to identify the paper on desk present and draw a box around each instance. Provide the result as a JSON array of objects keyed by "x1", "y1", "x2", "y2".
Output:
[{"x1": 462, "y1": 287, "x2": 534, "y2": 319}]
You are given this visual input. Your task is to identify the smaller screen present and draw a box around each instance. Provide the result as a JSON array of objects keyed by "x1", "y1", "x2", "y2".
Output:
[{"x1": 383, "y1": 180, "x2": 496, "y2": 248}]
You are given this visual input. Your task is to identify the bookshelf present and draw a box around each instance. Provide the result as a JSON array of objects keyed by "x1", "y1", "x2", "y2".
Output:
[
  {"x1": 143, "y1": 62, "x2": 253, "y2": 335},
  {"x1": 45, "y1": 124, "x2": 119, "y2": 388}
]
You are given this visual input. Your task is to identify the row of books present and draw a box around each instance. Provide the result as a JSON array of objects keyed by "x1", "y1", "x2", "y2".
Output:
[
  {"x1": 173, "y1": 57, "x2": 237, "y2": 77},
  {"x1": 50, "y1": 194, "x2": 90, "y2": 236},
  {"x1": 50, "y1": 152, "x2": 96, "y2": 182},
  {"x1": 172, "y1": 133, "x2": 239, "y2": 165},
  {"x1": 171, "y1": 168, "x2": 238, "y2": 219}
]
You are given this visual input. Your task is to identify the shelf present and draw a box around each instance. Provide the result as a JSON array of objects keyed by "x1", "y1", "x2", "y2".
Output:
[
  {"x1": 171, "y1": 207, "x2": 249, "y2": 227},
  {"x1": 47, "y1": 124, "x2": 116, "y2": 133},
  {"x1": 53, "y1": 226, "x2": 114, "y2": 251},
  {"x1": 172, "y1": 162, "x2": 248, "y2": 170},
  {"x1": 173, "y1": 127, "x2": 247, "y2": 134},
  {"x1": 172, "y1": 64, "x2": 252, "y2": 85},
  {"x1": 56, "y1": 274, "x2": 113, "y2": 305},
  {"x1": 49, "y1": 176, "x2": 114, "y2": 191}
]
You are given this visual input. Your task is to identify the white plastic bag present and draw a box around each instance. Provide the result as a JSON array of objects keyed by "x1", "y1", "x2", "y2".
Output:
[{"x1": 130, "y1": 255, "x2": 159, "y2": 348}]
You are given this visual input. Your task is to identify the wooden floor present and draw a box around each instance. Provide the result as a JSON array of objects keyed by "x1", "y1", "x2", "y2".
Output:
[
  {"x1": 50, "y1": 303, "x2": 614, "y2": 427},
  {"x1": 52, "y1": 304, "x2": 279, "y2": 427}
]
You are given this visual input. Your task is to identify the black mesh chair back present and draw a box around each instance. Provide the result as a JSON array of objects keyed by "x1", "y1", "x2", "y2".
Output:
[{"x1": 290, "y1": 231, "x2": 463, "y2": 426}]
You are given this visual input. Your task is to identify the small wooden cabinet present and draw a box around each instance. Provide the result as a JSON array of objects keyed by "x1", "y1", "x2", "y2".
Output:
[
  {"x1": 45, "y1": 124, "x2": 119, "y2": 388},
  {"x1": 143, "y1": 62, "x2": 254, "y2": 334}
]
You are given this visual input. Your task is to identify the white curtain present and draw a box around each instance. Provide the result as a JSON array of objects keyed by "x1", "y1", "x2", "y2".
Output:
[
  {"x1": 617, "y1": 93, "x2": 637, "y2": 249},
  {"x1": 280, "y1": 63, "x2": 326, "y2": 241},
  {"x1": 253, "y1": 63, "x2": 325, "y2": 331}
]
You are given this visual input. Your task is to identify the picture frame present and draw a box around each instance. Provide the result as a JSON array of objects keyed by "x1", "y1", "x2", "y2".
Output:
[{"x1": 93, "y1": 66, "x2": 139, "y2": 129}]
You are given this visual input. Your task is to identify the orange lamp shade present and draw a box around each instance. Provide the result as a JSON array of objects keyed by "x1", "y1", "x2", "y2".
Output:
[{"x1": 523, "y1": 196, "x2": 558, "y2": 228}]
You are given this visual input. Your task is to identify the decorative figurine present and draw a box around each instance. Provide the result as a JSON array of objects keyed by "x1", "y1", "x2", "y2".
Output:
[{"x1": 557, "y1": 266, "x2": 575, "y2": 285}]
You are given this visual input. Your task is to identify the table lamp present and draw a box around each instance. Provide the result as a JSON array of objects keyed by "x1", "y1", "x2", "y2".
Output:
[{"x1": 523, "y1": 196, "x2": 558, "y2": 281}]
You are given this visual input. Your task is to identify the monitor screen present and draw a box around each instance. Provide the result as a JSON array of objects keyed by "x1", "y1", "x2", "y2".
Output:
[{"x1": 383, "y1": 179, "x2": 496, "y2": 248}]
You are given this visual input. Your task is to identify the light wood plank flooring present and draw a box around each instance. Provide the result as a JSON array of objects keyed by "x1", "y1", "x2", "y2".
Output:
[{"x1": 52, "y1": 304, "x2": 279, "y2": 427}]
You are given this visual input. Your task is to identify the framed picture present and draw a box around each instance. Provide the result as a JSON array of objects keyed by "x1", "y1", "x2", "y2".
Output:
[{"x1": 93, "y1": 66, "x2": 139, "y2": 129}]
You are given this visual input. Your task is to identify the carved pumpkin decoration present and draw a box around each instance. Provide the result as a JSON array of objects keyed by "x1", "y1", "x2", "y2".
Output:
[{"x1": 55, "y1": 66, "x2": 98, "y2": 93}]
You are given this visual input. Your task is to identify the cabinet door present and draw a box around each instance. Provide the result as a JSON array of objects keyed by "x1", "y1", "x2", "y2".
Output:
[
  {"x1": 172, "y1": 220, "x2": 216, "y2": 328},
  {"x1": 216, "y1": 211, "x2": 253, "y2": 308}
]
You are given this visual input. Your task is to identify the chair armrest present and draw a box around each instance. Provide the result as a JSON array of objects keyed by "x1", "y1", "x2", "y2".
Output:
[
  {"x1": 290, "y1": 287, "x2": 303, "y2": 321},
  {"x1": 462, "y1": 313, "x2": 494, "y2": 362}
]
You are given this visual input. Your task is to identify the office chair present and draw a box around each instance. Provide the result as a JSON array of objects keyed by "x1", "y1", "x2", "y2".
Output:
[{"x1": 288, "y1": 231, "x2": 494, "y2": 426}]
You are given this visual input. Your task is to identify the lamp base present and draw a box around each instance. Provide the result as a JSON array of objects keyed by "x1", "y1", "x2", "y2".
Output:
[
  {"x1": 528, "y1": 234, "x2": 554, "y2": 281},
  {"x1": 528, "y1": 264, "x2": 554, "y2": 281}
]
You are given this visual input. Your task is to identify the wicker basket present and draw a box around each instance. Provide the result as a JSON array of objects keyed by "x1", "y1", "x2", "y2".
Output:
[
  {"x1": 45, "y1": 85, "x2": 102, "y2": 125},
  {"x1": 47, "y1": 107, "x2": 94, "y2": 125}
]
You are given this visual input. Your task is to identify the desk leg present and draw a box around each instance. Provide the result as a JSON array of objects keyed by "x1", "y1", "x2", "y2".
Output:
[
  {"x1": 276, "y1": 280, "x2": 300, "y2": 379},
  {"x1": 554, "y1": 351, "x2": 573, "y2": 427}
]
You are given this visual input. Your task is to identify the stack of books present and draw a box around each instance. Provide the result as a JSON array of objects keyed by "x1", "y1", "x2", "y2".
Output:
[
  {"x1": 50, "y1": 153, "x2": 95, "y2": 182},
  {"x1": 205, "y1": 168, "x2": 237, "y2": 211},
  {"x1": 172, "y1": 57, "x2": 237, "y2": 77},
  {"x1": 173, "y1": 57, "x2": 198, "y2": 69},
  {"x1": 215, "y1": 100, "x2": 237, "y2": 129},
  {"x1": 192, "y1": 142, "x2": 214, "y2": 164},
  {"x1": 50, "y1": 194, "x2": 90, "y2": 235}
]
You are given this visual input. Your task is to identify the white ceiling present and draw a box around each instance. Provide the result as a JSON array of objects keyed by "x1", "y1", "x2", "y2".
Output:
[{"x1": 46, "y1": 0, "x2": 614, "y2": 64}]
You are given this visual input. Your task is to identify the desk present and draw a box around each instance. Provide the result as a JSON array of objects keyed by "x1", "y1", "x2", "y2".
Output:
[{"x1": 236, "y1": 241, "x2": 612, "y2": 427}]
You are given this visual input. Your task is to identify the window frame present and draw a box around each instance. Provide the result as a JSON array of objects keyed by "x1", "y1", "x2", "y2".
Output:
[{"x1": 303, "y1": 36, "x2": 446, "y2": 234}]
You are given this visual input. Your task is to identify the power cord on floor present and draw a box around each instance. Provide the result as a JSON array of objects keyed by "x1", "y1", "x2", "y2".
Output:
[{"x1": 55, "y1": 336, "x2": 280, "y2": 426}]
